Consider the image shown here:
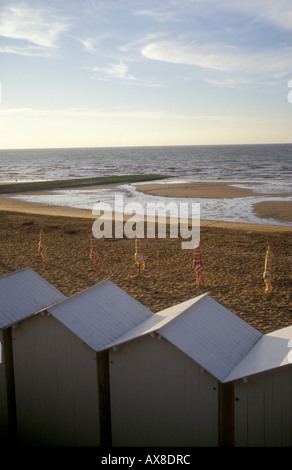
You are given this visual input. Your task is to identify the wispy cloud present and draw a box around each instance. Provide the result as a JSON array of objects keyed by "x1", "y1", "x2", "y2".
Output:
[
  {"x1": 0, "y1": 44, "x2": 51, "y2": 58},
  {"x1": 90, "y1": 61, "x2": 137, "y2": 82},
  {"x1": 0, "y1": 5, "x2": 70, "y2": 56},
  {"x1": 85, "y1": 60, "x2": 165, "y2": 88},
  {"x1": 218, "y1": 0, "x2": 292, "y2": 32},
  {"x1": 2, "y1": 107, "x2": 287, "y2": 126},
  {"x1": 0, "y1": 106, "x2": 190, "y2": 120},
  {"x1": 74, "y1": 37, "x2": 96, "y2": 53},
  {"x1": 132, "y1": 6, "x2": 180, "y2": 23},
  {"x1": 134, "y1": 0, "x2": 292, "y2": 31},
  {"x1": 141, "y1": 40, "x2": 292, "y2": 81},
  {"x1": 119, "y1": 32, "x2": 168, "y2": 53}
]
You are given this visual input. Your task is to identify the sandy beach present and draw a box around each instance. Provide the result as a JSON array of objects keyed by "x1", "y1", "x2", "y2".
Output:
[{"x1": 0, "y1": 181, "x2": 291, "y2": 334}]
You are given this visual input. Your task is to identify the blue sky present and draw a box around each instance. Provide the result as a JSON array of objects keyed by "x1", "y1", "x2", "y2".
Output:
[{"x1": 1, "y1": 0, "x2": 292, "y2": 149}]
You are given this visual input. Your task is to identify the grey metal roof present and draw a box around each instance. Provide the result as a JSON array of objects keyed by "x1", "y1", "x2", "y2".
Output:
[
  {"x1": 224, "y1": 325, "x2": 292, "y2": 382},
  {"x1": 0, "y1": 268, "x2": 66, "y2": 328},
  {"x1": 47, "y1": 279, "x2": 154, "y2": 352},
  {"x1": 107, "y1": 293, "x2": 207, "y2": 350},
  {"x1": 159, "y1": 295, "x2": 262, "y2": 382},
  {"x1": 108, "y1": 293, "x2": 262, "y2": 382}
]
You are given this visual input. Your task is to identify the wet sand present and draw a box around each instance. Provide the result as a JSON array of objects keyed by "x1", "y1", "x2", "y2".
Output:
[
  {"x1": 135, "y1": 180, "x2": 291, "y2": 199},
  {"x1": 253, "y1": 201, "x2": 292, "y2": 224},
  {"x1": 136, "y1": 180, "x2": 292, "y2": 226}
]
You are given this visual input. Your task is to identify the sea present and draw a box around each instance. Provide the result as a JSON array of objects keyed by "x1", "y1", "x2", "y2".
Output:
[{"x1": 0, "y1": 144, "x2": 291, "y2": 226}]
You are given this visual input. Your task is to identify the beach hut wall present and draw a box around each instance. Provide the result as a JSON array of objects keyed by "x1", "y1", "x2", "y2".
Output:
[
  {"x1": 107, "y1": 294, "x2": 262, "y2": 447},
  {"x1": 109, "y1": 333, "x2": 219, "y2": 446},
  {"x1": 0, "y1": 328, "x2": 15, "y2": 443},
  {"x1": 224, "y1": 325, "x2": 292, "y2": 447},
  {"x1": 11, "y1": 279, "x2": 153, "y2": 447},
  {"x1": 0, "y1": 268, "x2": 66, "y2": 443},
  {"x1": 233, "y1": 365, "x2": 292, "y2": 447},
  {"x1": 12, "y1": 312, "x2": 101, "y2": 446}
]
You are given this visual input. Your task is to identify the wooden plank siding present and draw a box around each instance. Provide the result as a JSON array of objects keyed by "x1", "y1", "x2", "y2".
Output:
[
  {"x1": 234, "y1": 365, "x2": 292, "y2": 447},
  {"x1": 0, "y1": 330, "x2": 9, "y2": 439},
  {"x1": 0, "y1": 328, "x2": 17, "y2": 442},
  {"x1": 12, "y1": 313, "x2": 100, "y2": 446},
  {"x1": 109, "y1": 334, "x2": 219, "y2": 447}
]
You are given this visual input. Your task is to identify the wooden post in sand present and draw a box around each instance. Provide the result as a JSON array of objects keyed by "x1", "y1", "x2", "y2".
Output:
[
  {"x1": 263, "y1": 245, "x2": 272, "y2": 293},
  {"x1": 193, "y1": 243, "x2": 204, "y2": 286},
  {"x1": 38, "y1": 230, "x2": 48, "y2": 262},
  {"x1": 135, "y1": 236, "x2": 145, "y2": 275}
]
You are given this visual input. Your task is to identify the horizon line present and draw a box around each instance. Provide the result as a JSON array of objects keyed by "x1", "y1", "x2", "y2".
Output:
[{"x1": 0, "y1": 141, "x2": 291, "y2": 152}]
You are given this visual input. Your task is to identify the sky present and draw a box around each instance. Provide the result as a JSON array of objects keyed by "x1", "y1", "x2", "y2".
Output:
[{"x1": 0, "y1": 0, "x2": 292, "y2": 149}]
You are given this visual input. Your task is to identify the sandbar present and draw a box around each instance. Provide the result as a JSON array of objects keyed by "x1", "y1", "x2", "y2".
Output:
[
  {"x1": 253, "y1": 201, "x2": 292, "y2": 224},
  {"x1": 136, "y1": 181, "x2": 289, "y2": 199}
]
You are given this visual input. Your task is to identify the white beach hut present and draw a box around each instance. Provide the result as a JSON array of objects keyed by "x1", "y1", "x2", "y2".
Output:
[
  {"x1": 106, "y1": 293, "x2": 262, "y2": 447},
  {"x1": 11, "y1": 279, "x2": 153, "y2": 447},
  {"x1": 4, "y1": 268, "x2": 290, "y2": 448},
  {"x1": 0, "y1": 268, "x2": 66, "y2": 442},
  {"x1": 225, "y1": 325, "x2": 292, "y2": 447}
]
